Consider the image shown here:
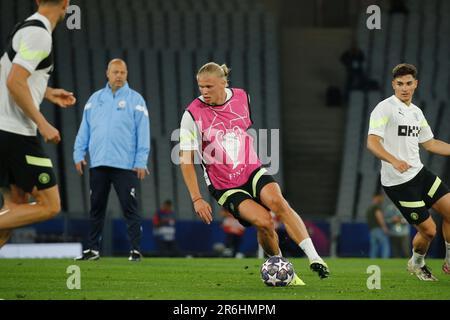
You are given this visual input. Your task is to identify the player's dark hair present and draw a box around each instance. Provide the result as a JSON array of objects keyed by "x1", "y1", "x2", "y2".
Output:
[
  {"x1": 39, "y1": 0, "x2": 64, "y2": 5},
  {"x1": 392, "y1": 63, "x2": 418, "y2": 79}
]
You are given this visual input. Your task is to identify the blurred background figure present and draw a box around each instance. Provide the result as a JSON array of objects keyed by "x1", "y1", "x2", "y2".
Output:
[
  {"x1": 220, "y1": 208, "x2": 245, "y2": 258},
  {"x1": 153, "y1": 200, "x2": 179, "y2": 257},
  {"x1": 389, "y1": 0, "x2": 409, "y2": 14},
  {"x1": 366, "y1": 192, "x2": 390, "y2": 259},
  {"x1": 385, "y1": 202, "x2": 410, "y2": 258},
  {"x1": 340, "y1": 39, "x2": 367, "y2": 99},
  {"x1": 73, "y1": 59, "x2": 150, "y2": 262}
]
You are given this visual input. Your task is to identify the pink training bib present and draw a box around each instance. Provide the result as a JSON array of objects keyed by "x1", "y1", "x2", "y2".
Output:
[{"x1": 187, "y1": 88, "x2": 262, "y2": 190}]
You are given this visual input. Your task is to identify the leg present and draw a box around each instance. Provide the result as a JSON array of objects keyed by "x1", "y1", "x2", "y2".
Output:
[
  {"x1": 373, "y1": 228, "x2": 391, "y2": 258},
  {"x1": 412, "y1": 217, "x2": 436, "y2": 255},
  {"x1": 0, "y1": 185, "x2": 60, "y2": 230},
  {"x1": 0, "y1": 186, "x2": 31, "y2": 247},
  {"x1": 112, "y1": 169, "x2": 141, "y2": 252},
  {"x1": 237, "y1": 199, "x2": 280, "y2": 257},
  {"x1": 401, "y1": 235, "x2": 410, "y2": 258},
  {"x1": 431, "y1": 193, "x2": 450, "y2": 244},
  {"x1": 380, "y1": 231, "x2": 391, "y2": 259},
  {"x1": 223, "y1": 233, "x2": 233, "y2": 257},
  {"x1": 390, "y1": 236, "x2": 400, "y2": 258},
  {"x1": 0, "y1": 131, "x2": 61, "y2": 231},
  {"x1": 259, "y1": 183, "x2": 310, "y2": 244},
  {"x1": 87, "y1": 168, "x2": 111, "y2": 251},
  {"x1": 259, "y1": 183, "x2": 317, "y2": 258},
  {"x1": 407, "y1": 216, "x2": 438, "y2": 280},
  {"x1": 369, "y1": 230, "x2": 378, "y2": 258},
  {"x1": 233, "y1": 235, "x2": 242, "y2": 257},
  {"x1": 431, "y1": 193, "x2": 450, "y2": 272},
  {"x1": 259, "y1": 182, "x2": 329, "y2": 278}
]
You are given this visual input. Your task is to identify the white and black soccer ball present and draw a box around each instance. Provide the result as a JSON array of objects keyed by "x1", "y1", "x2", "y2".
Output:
[{"x1": 260, "y1": 256, "x2": 294, "y2": 287}]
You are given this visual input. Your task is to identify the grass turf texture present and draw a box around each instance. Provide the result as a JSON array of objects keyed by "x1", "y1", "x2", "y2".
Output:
[{"x1": 0, "y1": 258, "x2": 449, "y2": 300}]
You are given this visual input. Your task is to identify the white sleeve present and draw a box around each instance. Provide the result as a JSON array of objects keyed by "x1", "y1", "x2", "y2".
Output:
[
  {"x1": 12, "y1": 27, "x2": 52, "y2": 73},
  {"x1": 418, "y1": 111, "x2": 434, "y2": 143},
  {"x1": 368, "y1": 104, "x2": 390, "y2": 138},
  {"x1": 179, "y1": 111, "x2": 200, "y2": 151}
]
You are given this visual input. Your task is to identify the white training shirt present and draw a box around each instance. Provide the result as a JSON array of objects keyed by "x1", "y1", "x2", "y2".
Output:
[
  {"x1": 368, "y1": 95, "x2": 434, "y2": 187},
  {"x1": 0, "y1": 13, "x2": 53, "y2": 136}
]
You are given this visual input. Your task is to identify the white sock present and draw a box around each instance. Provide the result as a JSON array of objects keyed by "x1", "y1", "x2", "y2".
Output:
[
  {"x1": 445, "y1": 242, "x2": 450, "y2": 265},
  {"x1": 412, "y1": 250, "x2": 425, "y2": 268},
  {"x1": 299, "y1": 238, "x2": 322, "y2": 263}
]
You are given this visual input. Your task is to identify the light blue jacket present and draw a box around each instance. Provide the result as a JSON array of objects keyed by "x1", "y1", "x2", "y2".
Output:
[{"x1": 73, "y1": 82, "x2": 150, "y2": 170}]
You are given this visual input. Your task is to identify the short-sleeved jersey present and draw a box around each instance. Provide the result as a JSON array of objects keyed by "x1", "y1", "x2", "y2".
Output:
[
  {"x1": 368, "y1": 95, "x2": 434, "y2": 187},
  {"x1": 0, "y1": 13, "x2": 53, "y2": 136}
]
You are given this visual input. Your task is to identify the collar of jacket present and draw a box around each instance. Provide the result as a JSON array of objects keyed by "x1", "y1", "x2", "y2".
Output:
[{"x1": 104, "y1": 82, "x2": 130, "y2": 97}]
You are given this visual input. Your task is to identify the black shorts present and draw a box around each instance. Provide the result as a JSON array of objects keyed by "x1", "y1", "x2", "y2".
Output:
[
  {"x1": 383, "y1": 167, "x2": 450, "y2": 225},
  {"x1": 208, "y1": 167, "x2": 276, "y2": 227},
  {"x1": 0, "y1": 130, "x2": 57, "y2": 193}
]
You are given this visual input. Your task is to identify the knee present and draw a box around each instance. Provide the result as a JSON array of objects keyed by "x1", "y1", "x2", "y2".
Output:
[
  {"x1": 443, "y1": 214, "x2": 450, "y2": 224},
  {"x1": 421, "y1": 227, "x2": 436, "y2": 241},
  {"x1": 33, "y1": 187, "x2": 61, "y2": 220},
  {"x1": 254, "y1": 215, "x2": 275, "y2": 234},
  {"x1": 44, "y1": 201, "x2": 61, "y2": 219},
  {"x1": 267, "y1": 195, "x2": 290, "y2": 214}
]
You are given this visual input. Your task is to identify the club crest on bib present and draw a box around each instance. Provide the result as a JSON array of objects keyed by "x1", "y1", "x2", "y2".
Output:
[{"x1": 216, "y1": 127, "x2": 242, "y2": 169}]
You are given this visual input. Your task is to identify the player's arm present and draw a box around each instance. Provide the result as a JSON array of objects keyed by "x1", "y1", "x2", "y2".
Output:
[
  {"x1": 375, "y1": 209, "x2": 389, "y2": 234},
  {"x1": 179, "y1": 111, "x2": 213, "y2": 224},
  {"x1": 367, "y1": 134, "x2": 411, "y2": 173},
  {"x1": 73, "y1": 100, "x2": 92, "y2": 175},
  {"x1": 133, "y1": 97, "x2": 150, "y2": 180},
  {"x1": 180, "y1": 150, "x2": 212, "y2": 225},
  {"x1": 45, "y1": 87, "x2": 76, "y2": 108},
  {"x1": 421, "y1": 138, "x2": 450, "y2": 156},
  {"x1": 6, "y1": 64, "x2": 60, "y2": 144}
]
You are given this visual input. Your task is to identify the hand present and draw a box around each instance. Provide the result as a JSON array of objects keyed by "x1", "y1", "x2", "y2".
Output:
[
  {"x1": 75, "y1": 160, "x2": 87, "y2": 176},
  {"x1": 38, "y1": 121, "x2": 60, "y2": 144},
  {"x1": 134, "y1": 168, "x2": 149, "y2": 180},
  {"x1": 45, "y1": 88, "x2": 77, "y2": 108},
  {"x1": 194, "y1": 198, "x2": 213, "y2": 225},
  {"x1": 392, "y1": 159, "x2": 411, "y2": 173}
]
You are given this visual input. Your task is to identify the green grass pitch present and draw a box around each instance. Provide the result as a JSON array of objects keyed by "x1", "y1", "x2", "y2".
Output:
[{"x1": 0, "y1": 258, "x2": 449, "y2": 300}]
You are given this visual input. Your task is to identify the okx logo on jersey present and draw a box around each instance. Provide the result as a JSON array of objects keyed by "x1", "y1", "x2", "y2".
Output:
[{"x1": 398, "y1": 125, "x2": 420, "y2": 137}]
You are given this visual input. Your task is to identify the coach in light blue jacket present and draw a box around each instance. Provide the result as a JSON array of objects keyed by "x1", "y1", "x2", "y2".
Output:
[{"x1": 73, "y1": 59, "x2": 150, "y2": 262}]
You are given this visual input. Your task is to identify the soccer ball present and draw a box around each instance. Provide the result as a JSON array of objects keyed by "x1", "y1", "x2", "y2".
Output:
[{"x1": 260, "y1": 256, "x2": 294, "y2": 287}]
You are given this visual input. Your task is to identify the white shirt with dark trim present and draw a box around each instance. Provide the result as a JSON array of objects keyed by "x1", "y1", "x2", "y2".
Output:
[
  {"x1": 0, "y1": 13, "x2": 53, "y2": 136},
  {"x1": 368, "y1": 95, "x2": 434, "y2": 187},
  {"x1": 179, "y1": 88, "x2": 233, "y2": 186}
]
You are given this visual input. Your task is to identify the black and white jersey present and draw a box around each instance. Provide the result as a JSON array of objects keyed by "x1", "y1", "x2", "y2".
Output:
[
  {"x1": 0, "y1": 13, "x2": 53, "y2": 136},
  {"x1": 368, "y1": 95, "x2": 434, "y2": 187}
]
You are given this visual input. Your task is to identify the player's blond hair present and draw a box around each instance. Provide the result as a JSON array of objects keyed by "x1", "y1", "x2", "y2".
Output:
[{"x1": 197, "y1": 62, "x2": 231, "y2": 84}]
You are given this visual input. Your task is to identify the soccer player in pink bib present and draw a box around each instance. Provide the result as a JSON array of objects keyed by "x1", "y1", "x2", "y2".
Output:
[{"x1": 179, "y1": 62, "x2": 330, "y2": 282}]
